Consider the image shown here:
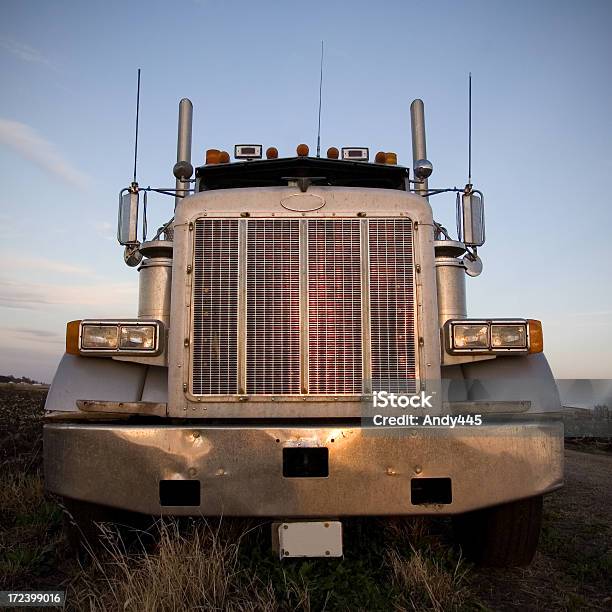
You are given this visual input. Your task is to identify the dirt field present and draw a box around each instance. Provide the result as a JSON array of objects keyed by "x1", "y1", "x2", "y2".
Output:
[{"x1": 1, "y1": 385, "x2": 610, "y2": 610}]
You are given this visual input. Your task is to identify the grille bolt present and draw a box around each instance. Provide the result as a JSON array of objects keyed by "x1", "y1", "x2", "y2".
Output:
[
  {"x1": 414, "y1": 465, "x2": 422, "y2": 474},
  {"x1": 357, "y1": 211, "x2": 366, "y2": 217},
  {"x1": 186, "y1": 264, "x2": 192, "y2": 273},
  {"x1": 415, "y1": 264, "x2": 421, "y2": 273},
  {"x1": 182, "y1": 383, "x2": 188, "y2": 392},
  {"x1": 240, "y1": 211, "x2": 250, "y2": 217},
  {"x1": 193, "y1": 431, "x2": 200, "y2": 438},
  {"x1": 184, "y1": 338, "x2": 190, "y2": 347}
]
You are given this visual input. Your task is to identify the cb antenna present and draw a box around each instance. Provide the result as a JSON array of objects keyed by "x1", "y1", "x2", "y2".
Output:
[
  {"x1": 467, "y1": 71, "x2": 472, "y2": 187},
  {"x1": 132, "y1": 68, "x2": 141, "y2": 184},
  {"x1": 316, "y1": 41, "x2": 324, "y2": 158}
]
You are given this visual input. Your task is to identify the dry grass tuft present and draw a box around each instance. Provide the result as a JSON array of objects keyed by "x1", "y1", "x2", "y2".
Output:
[
  {"x1": 387, "y1": 545, "x2": 469, "y2": 612},
  {"x1": 68, "y1": 519, "x2": 278, "y2": 611},
  {"x1": 0, "y1": 472, "x2": 64, "y2": 589}
]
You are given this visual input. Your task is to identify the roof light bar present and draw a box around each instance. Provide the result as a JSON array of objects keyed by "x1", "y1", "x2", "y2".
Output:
[
  {"x1": 341, "y1": 147, "x2": 369, "y2": 161},
  {"x1": 234, "y1": 144, "x2": 262, "y2": 160}
]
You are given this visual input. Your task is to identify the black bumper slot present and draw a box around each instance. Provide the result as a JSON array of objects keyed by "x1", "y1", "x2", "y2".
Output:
[
  {"x1": 283, "y1": 447, "x2": 329, "y2": 478},
  {"x1": 411, "y1": 477, "x2": 452, "y2": 505},
  {"x1": 159, "y1": 480, "x2": 201, "y2": 506}
]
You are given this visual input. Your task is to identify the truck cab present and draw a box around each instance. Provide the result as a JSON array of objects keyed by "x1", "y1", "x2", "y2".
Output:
[{"x1": 43, "y1": 98, "x2": 563, "y2": 565}]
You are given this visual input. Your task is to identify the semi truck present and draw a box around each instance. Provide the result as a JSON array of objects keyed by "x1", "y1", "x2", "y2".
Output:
[{"x1": 43, "y1": 98, "x2": 563, "y2": 566}]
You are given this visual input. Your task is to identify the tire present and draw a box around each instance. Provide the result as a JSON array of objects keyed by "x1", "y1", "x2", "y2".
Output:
[{"x1": 452, "y1": 495, "x2": 543, "y2": 567}]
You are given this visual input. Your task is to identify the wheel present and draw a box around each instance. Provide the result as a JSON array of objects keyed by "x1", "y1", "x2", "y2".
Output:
[{"x1": 452, "y1": 495, "x2": 543, "y2": 567}]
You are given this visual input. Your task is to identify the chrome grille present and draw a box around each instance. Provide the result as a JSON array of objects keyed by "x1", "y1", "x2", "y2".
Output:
[
  {"x1": 308, "y1": 220, "x2": 362, "y2": 394},
  {"x1": 369, "y1": 219, "x2": 417, "y2": 392},
  {"x1": 192, "y1": 219, "x2": 239, "y2": 394},
  {"x1": 246, "y1": 220, "x2": 300, "y2": 394},
  {"x1": 191, "y1": 217, "x2": 415, "y2": 396}
]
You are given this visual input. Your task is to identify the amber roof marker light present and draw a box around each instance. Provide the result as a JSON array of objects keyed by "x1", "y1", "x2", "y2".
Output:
[
  {"x1": 297, "y1": 144, "x2": 310, "y2": 157},
  {"x1": 385, "y1": 152, "x2": 398, "y2": 165},
  {"x1": 205, "y1": 149, "x2": 221, "y2": 165},
  {"x1": 266, "y1": 147, "x2": 279, "y2": 159},
  {"x1": 375, "y1": 151, "x2": 386, "y2": 164},
  {"x1": 326, "y1": 147, "x2": 339, "y2": 159}
]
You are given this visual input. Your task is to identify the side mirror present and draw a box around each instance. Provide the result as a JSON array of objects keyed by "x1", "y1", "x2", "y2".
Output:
[
  {"x1": 118, "y1": 189, "x2": 139, "y2": 245},
  {"x1": 459, "y1": 190, "x2": 485, "y2": 247}
]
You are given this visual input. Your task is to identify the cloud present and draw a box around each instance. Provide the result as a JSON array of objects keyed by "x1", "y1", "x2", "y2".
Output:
[
  {"x1": 0, "y1": 119, "x2": 90, "y2": 190},
  {"x1": 1, "y1": 327, "x2": 64, "y2": 347},
  {"x1": 0, "y1": 36, "x2": 55, "y2": 69},
  {"x1": 13, "y1": 327, "x2": 62, "y2": 340},
  {"x1": 0, "y1": 278, "x2": 136, "y2": 310},
  {"x1": 0, "y1": 255, "x2": 94, "y2": 277},
  {"x1": 94, "y1": 221, "x2": 116, "y2": 241}
]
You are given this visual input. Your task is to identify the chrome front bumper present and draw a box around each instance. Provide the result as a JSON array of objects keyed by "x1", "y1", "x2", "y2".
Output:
[{"x1": 44, "y1": 420, "x2": 563, "y2": 516}]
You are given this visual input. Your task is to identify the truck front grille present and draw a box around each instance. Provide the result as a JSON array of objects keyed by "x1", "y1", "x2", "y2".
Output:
[
  {"x1": 369, "y1": 219, "x2": 417, "y2": 393},
  {"x1": 192, "y1": 219, "x2": 239, "y2": 395},
  {"x1": 308, "y1": 220, "x2": 362, "y2": 394},
  {"x1": 191, "y1": 218, "x2": 416, "y2": 396},
  {"x1": 246, "y1": 220, "x2": 301, "y2": 394}
]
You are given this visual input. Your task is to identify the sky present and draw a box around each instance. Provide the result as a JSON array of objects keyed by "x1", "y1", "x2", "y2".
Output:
[{"x1": 0, "y1": 0, "x2": 611, "y2": 383}]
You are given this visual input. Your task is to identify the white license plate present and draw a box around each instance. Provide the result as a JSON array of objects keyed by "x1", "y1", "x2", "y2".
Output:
[{"x1": 277, "y1": 521, "x2": 343, "y2": 558}]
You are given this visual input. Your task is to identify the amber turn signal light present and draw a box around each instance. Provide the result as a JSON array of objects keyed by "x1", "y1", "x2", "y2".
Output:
[
  {"x1": 66, "y1": 320, "x2": 81, "y2": 355},
  {"x1": 527, "y1": 319, "x2": 543, "y2": 353},
  {"x1": 296, "y1": 144, "x2": 309, "y2": 157}
]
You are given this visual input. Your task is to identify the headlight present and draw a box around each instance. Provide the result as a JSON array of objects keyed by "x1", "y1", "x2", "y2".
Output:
[
  {"x1": 452, "y1": 324, "x2": 489, "y2": 349},
  {"x1": 119, "y1": 325, "x2": 156, "y2": 350},
  {"x1": 67, "y1": 320, "x2": 163, "y2": 356},
  {"x1": 81, "y1": 324, "x2": 119, "y2": 350},
  {"x1": 445, "y1": 319, "x2": 542, "y2": 354},
  {"x1": 491, "y1": 324, "x2": 526, "y2": 349}
]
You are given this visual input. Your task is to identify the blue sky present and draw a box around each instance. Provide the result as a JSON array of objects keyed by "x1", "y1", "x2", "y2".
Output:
[{"x1": 1, "y1": 0, "x2": 611, "y2": 382}]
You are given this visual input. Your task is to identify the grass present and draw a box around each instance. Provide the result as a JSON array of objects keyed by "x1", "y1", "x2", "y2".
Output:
[
  {"x1": 0, "y1": 472, "x2": 65, "y2": 588},
  {"x1": 64, "y1": 517, "x2": 472, "y2": 611}
]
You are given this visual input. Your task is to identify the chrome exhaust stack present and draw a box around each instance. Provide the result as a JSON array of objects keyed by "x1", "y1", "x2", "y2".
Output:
[
  {"x1": 410, "y1": 98, "x2": 467, "y2": 328},
  {"x1": 137, "y1": 98, "x2": 193, "y2": 326}
]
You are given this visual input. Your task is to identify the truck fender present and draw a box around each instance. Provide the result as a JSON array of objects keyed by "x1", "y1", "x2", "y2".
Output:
[
  {"x1": 141, "y1": 365, "x2": 168, "y2": 402},
  {"x1": 45, "y1": 354, "x2": 147, "y2": 413},
  {"x1": 459, "y1": 353, "x2": 561, "y2": 414}
]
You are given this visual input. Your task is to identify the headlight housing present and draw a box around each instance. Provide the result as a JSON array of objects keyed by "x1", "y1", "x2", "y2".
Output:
[
  {"x1": 444, "y1": 319, "x2": 542, "y2": 354},
  {"x1": 67, "y1": 320, "x2": 163, "y2": 356}
]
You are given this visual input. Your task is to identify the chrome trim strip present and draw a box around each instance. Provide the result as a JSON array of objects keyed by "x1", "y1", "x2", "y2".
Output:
[
  {"x1": 299, "y1": 220, "x2": 310, "y2": 394},
  {"x1": 237, "y1": 220, "x2": 247, "y2": 394}
]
